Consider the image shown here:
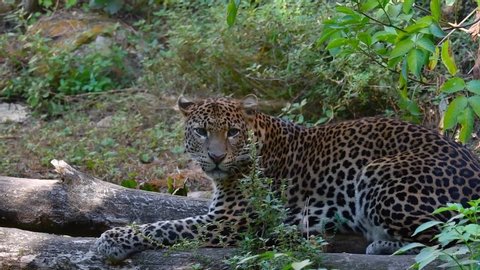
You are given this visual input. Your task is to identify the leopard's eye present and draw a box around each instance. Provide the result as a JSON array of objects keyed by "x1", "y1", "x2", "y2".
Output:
[
  {"x1": 194, "y1": 128, "x2": 208, "y2": 137},
  {"x1": 227, "y1": 128, "x2": 240, "y2": 138}
]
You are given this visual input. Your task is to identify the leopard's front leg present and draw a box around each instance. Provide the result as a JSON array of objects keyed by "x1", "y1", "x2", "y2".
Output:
[{"x1": 94, "y1": 213, "x2": 247, "y2": 262}]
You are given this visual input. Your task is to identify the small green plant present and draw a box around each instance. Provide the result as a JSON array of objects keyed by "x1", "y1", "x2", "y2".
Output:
[
  {"x1": 167, "y1": 177, "x2": 189, "y2": 196},
  {"x1": 395, "y1": 199, "x2": 480, "y2": 270},
  {"x1": 279, "y1": 98, "x2": 334, "y2": 126},
  {"x1": 2, "y1": 34, "x2": 129, "y2": 116},
  {"x1": 226, "y1": 134, "x2": 326, "y2": 269}
]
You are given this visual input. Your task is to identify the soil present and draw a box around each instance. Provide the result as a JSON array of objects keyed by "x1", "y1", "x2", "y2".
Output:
[{"x1": 0, "y1": 92, "x2": 213, "y2": 196}]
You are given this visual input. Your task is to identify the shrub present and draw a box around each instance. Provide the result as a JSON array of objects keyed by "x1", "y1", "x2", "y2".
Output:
[
  {"x1": 1, "y1": 33, "x2": 130, "y2": 116},
  {"x1": 225, "y1": 136, "x2": 326, "y2": 269},
  {"x1": 318, "y1": 0, "x2": 479, "y2": 141},
  {"x1": 396, "y1": 199, "x2": 480, "y2": 270}
]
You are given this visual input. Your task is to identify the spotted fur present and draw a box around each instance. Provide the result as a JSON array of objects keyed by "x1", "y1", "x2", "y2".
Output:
[{"x1": 94, "y1": 95, "x2": 480, "y2": 261}]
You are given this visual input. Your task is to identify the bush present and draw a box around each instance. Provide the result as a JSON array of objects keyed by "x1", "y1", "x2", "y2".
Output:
[
  {"x1": 319, "y1": 0, "x2": 479, "y2": 141},
  {"x1": 226, "y1": 138, "x2": 326, "y2": 269},
  {"x1": 1, "y1": 33, "x2": 130, "y2": 116},
  {"x1": 396, "y1": 199, "x2": 480, "y2": 270}
]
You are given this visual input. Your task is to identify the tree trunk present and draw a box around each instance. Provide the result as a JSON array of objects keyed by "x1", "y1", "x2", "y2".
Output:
[
  {"x1": 0, "y1": 227, "x2": 440, "y2": 270},
  {"x1": 0, "y1": 160, "x2": 210, "y2": 236}
]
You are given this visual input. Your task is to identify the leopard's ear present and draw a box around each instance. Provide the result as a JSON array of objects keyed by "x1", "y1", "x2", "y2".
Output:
[
  {"x1": 178, "y1": 96, "x2": 196, "y2": 116},
  {"x1": 241, "y1": 94, "x2": 258, "y2": 116}
]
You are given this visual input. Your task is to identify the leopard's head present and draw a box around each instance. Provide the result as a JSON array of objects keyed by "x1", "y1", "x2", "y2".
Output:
[{"x1": 178, "y1": 95, "x2": 258, "y2": 182}]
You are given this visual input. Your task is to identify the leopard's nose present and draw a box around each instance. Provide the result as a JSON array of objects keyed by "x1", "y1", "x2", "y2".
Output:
[{"x1": 208, "y1": 152, "x2": 226, "y2": 164}]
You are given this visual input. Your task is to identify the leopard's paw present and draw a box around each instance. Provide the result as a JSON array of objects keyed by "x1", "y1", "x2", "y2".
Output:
[{"x1": 92, "y1": 227, "x2": 144, "y2": 262}]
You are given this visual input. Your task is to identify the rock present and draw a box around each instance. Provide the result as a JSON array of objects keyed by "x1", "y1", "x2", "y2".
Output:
[
  {"x1": 23, "y1": 10, "x2": 141, "y2": 81},
  {"x1": 96, "y1": 115, "x2": 113, "y2": 128},
  {"x1": 0, "y1": 103, "x2": 29, "y2": 123},
  {"x1": 27, "y1": 11, "x2": 120, "y2": 51}
]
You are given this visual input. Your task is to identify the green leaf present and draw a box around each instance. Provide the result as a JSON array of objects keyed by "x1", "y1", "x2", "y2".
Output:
[
  {"x1": 227, "y1": 0, "x2": 240, "y2": 27},
  {"x1": 429, "y1": 23, "x2": 445, "y2": 38},
  {"x1": 237, "y1": 254, "x2": 260, "y2": 264},
  {"x1": 398, "y1": 87, "x2": 422, "y2": 117},
  {"x1": 441, "y1": 40, "x2": 457, "y2": 75},
  {"x1": 458, "y1": 107, "x2": 474, "y2": 143},
  {"x1": 66, "y1": 0, "x2": 77, "y2": 8},
  {"x1": 140, "y1": 183, "x2": 156, "y2": 192},
  {"x1": 417, "y1": 36, "x2": 436, "y2": 53},
  {"x1": 468, "y1": 96, "x2": 480, "y2": 117},
  {"x1": 402, "y1": 0, "x2": 414, "y2": 13},
  {"x1": 39, "y1": 0, "x2": 53, "y2": 7},
  {"x1": 336, "y1": 6, "x2": 356, "y2": 15},
  {"x1": 360, "y1": 0, "x2": 379, "y2": 12},
  {"x1": 139, "y1": 153, "x2": 153, "y2": 164},
  {"x1": 291, "y1": 259, "x2": 313, "y2": 270},
  {"x1": 407, "y1": 48, "x2": 426, "y2": 78},
  {"x1": 404, "y1": 16, "x2": 432, "y2": 33},
  {"x1": 326, "y1": 38, "x2": 349, "y2": 50},
  {"x1": 390, "y1": 39, "x2": 414, "y2": 59},
  {"x1": 430, "y1": 0, "x2": 441, "y2": 21},
  {"x1": 372, "y1": 31, "x2": 397, "y2": 43},
  {"x1": 445, "y1": 0, "x2": 456, "y2": 6},
  {"x1": 466, "y1": 80, "x2": 480, "y2": 95},
  {"x1": 428, "y1": 46, "x2": 439, "y2": 70},
  {"x1": 413, "y1": 221, "x2": 443, "y2": 236},
  {"x1": 433, "y1": 203, "x2": 464, "y2": 214},
  {"x1": 104, "y1": 0, "x2": 123, "y2": 14},
  {"x1": 317, "y1": 28, "x2": 338, "y2": 45},
  {"x1": 415, "y1": 247, "x2": 441, "y2": 269},
  {"x1": 121, "y1": 179, "x2": 137, "y2": 189},
  {"x1": 440, "y1": 77, "x2": 465, "y2": 93},
  {"x1": 358, "y1": 32, "x2": 372, "y2": 46},
  {"x1": 464, "y1": 224, "x2": 480, "y2": 235},
  {"x1": 393, "y1": 242, "x2": 426, "y2": 255},
  {"x1": 443, "y1": 95, "x2": 468, "y2": 130}
]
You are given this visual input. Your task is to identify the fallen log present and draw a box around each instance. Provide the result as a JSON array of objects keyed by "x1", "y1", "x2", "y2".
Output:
[
  {"x1": 0, "y1": 227, "x2": 440, "y2": 270},
  {"x1": 0, "y1": 160, "x2": 367, "y2": 253},
  {"x1": 0, "y1": 160, "x2": 210, "y2": 236}
]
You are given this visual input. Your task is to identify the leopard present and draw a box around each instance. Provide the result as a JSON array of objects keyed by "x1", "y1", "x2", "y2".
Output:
[{"x1": 94, "y1": 95, "x2": 480, "y2": 261}]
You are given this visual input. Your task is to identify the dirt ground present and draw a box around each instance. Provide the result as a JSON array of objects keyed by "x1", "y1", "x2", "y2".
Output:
[{"x1": 0, "y1": 91, "x2": 213, "y2": 197}]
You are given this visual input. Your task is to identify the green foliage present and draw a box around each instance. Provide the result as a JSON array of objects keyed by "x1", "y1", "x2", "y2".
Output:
[
  {"x1": 140, "y1": 0, "x2": 394, "y2": 122},
  {"x1": 395, "y1": 199, "x2": 480, "y2": 270},
  {"x1": 90, "y1": 0, "x2": 125, "y2": 14},
  {"x1": 226, "y1": 136, "x2": 326, "y2": 269},
  {"x1": 279, "y1": 99, "x2": 333, "y2": 126},
  {"x1": 167, "y1": 177, "x2": 189, "y2": 196},
  {"x1": 1, "y1": 34, "x2": 130, "y2": 116},
  {"x1": 319, "y1": 0, "x2": 479, "y2": 142},
  {"x1": 121, "y1": 179, "x2": 138, "y2": 189},
  {"x1": 227, "y1": 0, "x2": 240, "y2": 27}
]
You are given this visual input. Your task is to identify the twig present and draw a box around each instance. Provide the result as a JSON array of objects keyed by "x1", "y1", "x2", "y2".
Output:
[
  {"x1": 438, "y1": 9, "x2": 477, "y2": 45},
  {"x1": 443, "y1": 17, "x2": 480, "y2": 31},
  {"x1": 357, "y1": 10, "x2": 407, "y2": 33},
  {"x1": 356, "y1": 46, "x2": 434, "y2": 86},
  {"x1": 63, "y1": 87, "x2": 147, "y2": 101},
  {"x1": 0, "y1": 136, "x2": 17, "y2": 139}
]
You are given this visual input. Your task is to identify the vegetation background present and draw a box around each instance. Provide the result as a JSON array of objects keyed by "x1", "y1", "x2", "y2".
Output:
[{"x1": 1, "y1": 0, "x2": 479, "y2": 202}]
